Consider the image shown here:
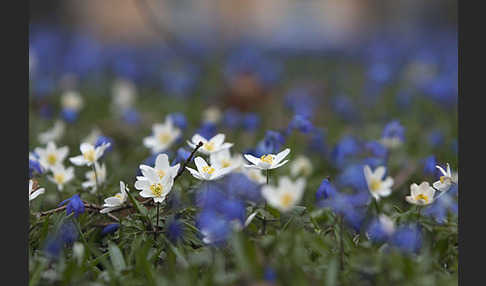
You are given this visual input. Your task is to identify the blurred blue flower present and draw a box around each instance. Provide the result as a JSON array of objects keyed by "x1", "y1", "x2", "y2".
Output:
[
  {"x1": 288, "y1": 114, "x2": 314, "y2": 134},
  {"x1": 316, "y1": 178, "x2": 337, "y2": 202},
  {"x1": 58, "y1": 194, "x2": 85, "y2": 218},
  {"x1": 60, "y1": 220, "x2": 78, "y2": 245},
  {"x1": 308, "y1": 128, "x2": 328, "y2": 156},
  {"x1": 168, "y1": 112, "x2": 187, "y2": 130},
  {"x1": 172, "y1": 147, "x2": 191, "y2": 165},
  {"x1": 254, "y1": 130, "x2": 286, "y2": 156},
  {"x1": 427, "y1": 130, "x2": 444, "y2": 147},
  {"x1": 365, "y1": 141, "x2": 388, "y2": 158},
  {"x1": 196, "y1": 122, "x2": 217, "y2": 140},
  {"x1": 196, "y1": 184, "x2": 226, "y2": 210},
  {"x1": 122, "y1": 108, "x2": 141, "y2": 125},
  {"x1": 284, "y1": 87, "x2": 316, "y2": 118},
  {"x1": 196, "y1": 210, "x2": 230, "y2": 246},
  {"x1": 331, "y1": 95, "x2": 358, "y2": 122},
  {"x1": 318, "y1": 190, "x2": 369, "y2": 231},
  {"x1": 101, "y1": 223, "x2": 120, "y2": 236},
  {"x1": 331, "y1": 136, "x2": 361, "y2": 169},
  {"x1": 390, "y1": 224, "x2": 422, "y2": 253},
  {"x1": 61, "y1": 108, "x2": 78, "y2": 123},
  {"x1": 95, "y1": 136, "x2": 114, "y2": 153},
  {"x1": 220, "y1": 199, "x2": 246, "y2": 226},
  {"x1": 223, "y1": 109, "x2": 242, "y2": 129},
  {"x1": 166, "y1": 219, "x2": 184, "y2": 243},
  {"x1": 423, "y1": 155, "x2": 439, "y2": 177},
  {"x1": 44, "y1": 235, "x2": 62, "y2": 259},
  {"x1": 242, "y1": 113, "x2": 260, "y2": 131},
  {"x1": 336, "y1": 163, "x2": 369, "y2": 191},
  {"x1": 382, "y1": 120, "x2": 405, "y2": 146},
  {"x1": 264, "y1": 267, "x2": 277, "y2": 282},
  {"x1": 423, "y1": 191, "x2": 457, "y2": 224},
  {"x1": 367, "y1": 217, "x2": 394, "y2": 243},
  {"x1": 29, "y1": 159, "x2": 43, "y2": 178},
  {"x1": 223, "y1": 173, "x2": 262, "y2": 203}
]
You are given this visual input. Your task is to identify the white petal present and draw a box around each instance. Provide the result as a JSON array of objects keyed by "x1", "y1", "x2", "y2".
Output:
[
  {"x1": 70, "y1": 156, "x2": 86, "y2": 166},
  {"x1": 274, "y1": 148, "x2": 290, "y2": 164},
  {"x1": 194, "y1": 157, "x2": 208, "y2": 173}
]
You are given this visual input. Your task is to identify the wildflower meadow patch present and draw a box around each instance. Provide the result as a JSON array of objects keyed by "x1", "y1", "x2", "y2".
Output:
[{"x1": 29, "y1": 24, "x2": 457, "y2": 285}]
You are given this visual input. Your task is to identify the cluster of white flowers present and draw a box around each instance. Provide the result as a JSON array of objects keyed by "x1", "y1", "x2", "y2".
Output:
[{"x1": 34, "y1": 141, "x2": 74, "y2": 191}]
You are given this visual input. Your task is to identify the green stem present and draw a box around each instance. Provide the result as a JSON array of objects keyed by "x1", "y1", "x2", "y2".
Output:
[
  {"x1": 339, "y1": 215, "x2": 344, "y2": 271},
  {"x1": 373, "y1": 199, "x2": 380, "y2": 215},
  {"x1": 262, "y1": 169, "x2": 269, "y2": 235},
  {"x1": 155, "y1": 202, "x2": 160, "y2": 240},
  {"x1": 92, "y1": 163, "x2": 101, "y2": 204}
]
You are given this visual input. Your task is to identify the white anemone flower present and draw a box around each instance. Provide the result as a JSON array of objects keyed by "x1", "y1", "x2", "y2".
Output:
[
  {"x1": 29, "y1": 180, "x2": 45, "y2": 202},
  {"x1": 143, "y1": 117, "x2": 181, "y2": 154},
  {"x1": 61, "y1": 90, "x2": 84, "y2": 111},
  {"x1": 433, "y1": 163, "x2": 457, "y2": 192},
  {"x1": 137, "y1": 154, "x2": 180, "y2": 182},
  {"x1": 187, "y1": 133, "x2": 233, "y2": 155},
  {"x1": 69, "y1": 142, "x2": 111, "y2": 167},
  {"x1": 290, "y1": 155, "x2": 313, "y2": 177},
  {"x1": 209, "y1": 149, "x2": 241, "y2": 172},
  {"x1": 34, "y1": 141, "x2": 69, "y2": 171},
  {"x1": 111, "y1": 78, "x2": 136, "y2": 111},
  {"x1": 186, "y1": 157, "x2": 232, "y2": 181},
  {"x1": 48, "y1": 165, "x2": 74, "y2": 191},
  {"x1": 38, "y1": 120, "x2": 65, "y2": 144},
  {"x1": 82, "y1": 162, "x2": 107, "y2": 192},
  {"x1": 243, "y1": 148, "x2": 291, "y2": 170},
  {"x1": 100, "y1": 181, "x2": 129, "y2": 214},
  {"x1": 405, "y1": 182, "x2": 436, "y2": 206},
  {"x1": 135, "y1": 166, "x2": 174, "y2": 203},
  {"x1": 261, "y1": 176, "x2": 306, "y2": 212},
  {"x1": 363, "y1": 165, "x2": 394, "y2": 201}
]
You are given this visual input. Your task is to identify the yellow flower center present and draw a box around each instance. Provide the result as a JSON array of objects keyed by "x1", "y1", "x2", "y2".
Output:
[
  {"x1": 157, "y1": 170, "x2": 166, "y2": 179},
  {"x1": 260, "y1": 155, "x2": 273, "y2": 164},
  {"x1": 221, "y1": 160, "x2": 231, "y2": 168},
  {"x1": 202, "y1": 166, "x2": 215, "y2": 174},
  {"x1": 158, "y1": 133, "x2": 172, "y2": 144},
  {"x1": 115, "y1": 194, "x2": 123, "y2": 200},
  {"x1": 150, "y1": 183, "x2": 163, "y2": 197},
  {"x1": 440, "y1": 176, "x2": 448, "y2": 183},
  {"x1": 369, "y1": 179, "x2": 382, "y2": 192},
  {"x1": 204, "y1": 142, "x2": 215, "y2": 152},
  {"x1": 47, "y1": 154, "x2": 57, "y2": 165},
  {"x1": 83, "y1": 149, "x2": 95, "y2": 162},
  {"x1": 415, "y1": 194, "x2": 429, "y2": 203},
  {"x1": 54, "y1": 173, "x2": 65, "y2": 184},
  {"x1": 280, "y1": 193, "x2": 294, "y2": 208}
]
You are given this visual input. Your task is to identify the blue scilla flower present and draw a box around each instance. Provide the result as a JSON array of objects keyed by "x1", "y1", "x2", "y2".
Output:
[
  {"x1": 331, "y1": 95, "x2": 358, "y2": 122},
  {"x1": 220, "y1": 199, "x2": 246, "y2": 226},
  {"x1": 390, "y1": 224, "x2": 422, "y2": 254},
  {"x1": 331, "y1": 136, "x2": 361, "y2": 169},
  {"x1": 242, "y1": 113, "x2": 260, "y2": 131},
  {"x1": 166, "y1": 219, "x2": 184, "y2": 243},
  {"x1": 223, "y1": 109, "x2": 242, "y2": 129},
  {"x1": 308, "y1": 128, "x2": 327, "y2": 156},
  {"x1": 60, "y1": 220, "x2": 78, "y2": 245},
  {"x1": 223, "y1": 173, "x2": 262, "y2": 203},
  {"x1": 95, "y1": 136, "x2": 114, "y2": 153},
  {"x1": 318, "y1": 191, "x2": 369, "y2": 232},
  {"x1": 101, "y1": 223, "x2": 120, "y2": 236},
  {"x1": 264, "y1": 267, "x2": 277, "y2": 282},
  {"x1": 366, "y1": 216, "x2": 394, "y2": 243},
  {"x1": 254, "y1": 130, "x2": 286, "y2": 157},
  {"x1": 381, "y1": 120, "x2": 405, "y2": 147},
  {"x1": 196, "y1": 122, "x2": 217, "y2": 140},
  {"x1": 161, "y1": 66, "x2": 198, "y2": 97},
  {"x1": 172, "y1": 147, "x2": 191, "y2": 165},
  {"x1": 423, "y1": 191, "x2": 457, "y2": 224},
  {"x1": 284, "y1": 87, "x2": 315, "y2": 118},
  {"x1": 316, "y1": 179, "x2": 337, "y2": 202},
  {"x1": 195, "y1": 184, "x2": 227, "y2": 210},
  {"x1": 362, "y1": 157, "x2": 386, "y2": 170},
  {"x1": 59, "y1": 194, "x2": 85, "y2": 218},
  {"x1": 367, "y1": 62, "x2": 393, "y2": 84},
  {"x1": 288, "y1": 114, "x2": 314, "y2": 134},
  {"x1": 44, "y1": 235, "x2": 62, "y2": 259},
  {"x1": 365, "y1": 141, "x2": 388, "y2": 158},
  {"x1": 196, "y1": 210, "x2": 230, "y2": 246},
  {"x1": 61, "y1": 108, "x2": 78, "y2": 123},
  {"x1": 423, "y1": 155, "x2": 439, "y2": 177},
  {"x1": 122, "y1": 108, "x2": 140, "y2": 125},
  {"x1": 168, "y1": 112, "x2": 187, "y2": 130},
  {"x1": 336, "y1": 163, "x2": 368, "y2": 191},
  {"x1": 29, "y1": 159, "x2": 43, "y2": 178}
]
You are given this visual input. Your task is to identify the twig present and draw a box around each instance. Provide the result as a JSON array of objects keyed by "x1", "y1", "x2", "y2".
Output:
[{"x1": 173, "y1": 141, "x2": 204, "y2": 181}]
